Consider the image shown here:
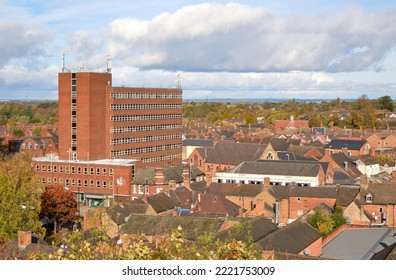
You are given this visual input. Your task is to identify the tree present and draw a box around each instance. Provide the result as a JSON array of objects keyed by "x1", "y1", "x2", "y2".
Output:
[
  {"x1": 308, "y1": 207, "x2": 347, "y2": 237},
  {"x1": 377, "y1": 95, "x2": 394, "y2": 112},
  {"x1": 0, "y1": 154, "x2": 44, "y2": 244},
  {"x1": 41, "y1": 185, "x2": 78, "y2": 234}
]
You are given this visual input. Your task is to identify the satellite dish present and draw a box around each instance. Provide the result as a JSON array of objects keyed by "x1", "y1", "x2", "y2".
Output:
[{"x1": 304, "y1": 249, "x2": 311, "y2": 256}]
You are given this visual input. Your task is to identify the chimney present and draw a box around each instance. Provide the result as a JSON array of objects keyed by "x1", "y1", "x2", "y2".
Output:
[
  {"x1": 18, "y1": 230, "x2": 32, "y2": 249},
  {"x1": 182, "y1": 164, "x2": 191, "y2": 187},
  {"x1": 263, "y1": 177, "x2": 270, "y2": 187},
  {"x1": 154, "y1": 168, "x2": 164, "y2": 185}
]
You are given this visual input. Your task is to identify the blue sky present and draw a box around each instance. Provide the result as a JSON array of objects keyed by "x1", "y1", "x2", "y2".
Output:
[{"x1": 0, "y1": 0, "x2": 395, "y2": 100}]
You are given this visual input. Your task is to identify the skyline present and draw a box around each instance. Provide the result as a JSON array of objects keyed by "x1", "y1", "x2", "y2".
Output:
[{"x1": 0, "y1": 1, "x2": 395, "y2": 100}]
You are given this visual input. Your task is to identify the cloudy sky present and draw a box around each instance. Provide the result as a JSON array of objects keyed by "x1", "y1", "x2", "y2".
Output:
[{"x1": 0, "y1": 0, "x2": 395, "y2": 101}]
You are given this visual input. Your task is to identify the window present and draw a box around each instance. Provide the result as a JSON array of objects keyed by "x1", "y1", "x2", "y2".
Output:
[
  {"x1": 53, "y1": 177, "x2": 57, "y2": 185},
  {"x1": 84, "y1": 180, "x2": 88, "y2": 187},
  {"x1": 109, "y1": 181, "x2": 113, "y2": 189},
  {"x1": 59, "y1": 166, "x2": 63, "y2": 173},
  {"x1": 96, "y1": 168, "x2": 100, "y2": 175},
  {"x1": 35, "y1": 164, "x2": 39, "y2": 172},
  {"x1": 77, "y1": 167, "x2": 81, "y2": 174},
  {"x1": 78, "y1": 179, "x2": 82, "y2": 187},
  {"x1": 71, "y1": 179, "x2": 75, "y2": 186},
  {"x1": 71, "y1": 166, "x2": 75, "y2": 174},
  {"x1": 96, "y1": 180, "x2": 100, "y2": 188},
  {"x1": 47, "y1": 177, "x2": 51, "y2": 185},
  {"x1": 41, "y1": 165, "x2": 45, "y2": 172},
  {"x1": 109, "y1": 168, "x2": 114, "y2": 176},
  {"x1": 90, "y1": 180, "x2": 94, "y2": 188},
  {"x1": 65, "y1": 179, "x2": 70, "y2": 186},
  {"x1": 65, "y1": 166, "x2": 69, "y2": 174},
  {"x1": 266, "y1": 152, "x2": 274, "y2": 160},
  {"x1": 103, "y1": 181, "x2": 106, "y2": 189},
  {"x1": 59, "y1": 178, "x2": 63, "y2": 184},
  {"x1": 84, "y1": 167, "x2": 88, "y2": 175},
  {"x1": 53, "y1": 165, "x2": 57, "y2": 173},
  {"x1": 103, "y1": 168, "x2": 106, "y2": 176},
  {"x1": 90, "y1": 168, "x2": 94, "y2": 175},
  {"x1": 366, "y1": 193, "x2": 373, "y2": 203},
  {"x1": 297, "y1": 197, "x2": 301, "y2": 202},
  {"x1": 47, "y1": 165, "x2": 51, "y2": 173}
]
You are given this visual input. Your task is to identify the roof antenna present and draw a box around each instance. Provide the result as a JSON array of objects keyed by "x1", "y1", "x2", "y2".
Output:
[
  {"x1": 177, "y1": 72, "x2": 182, "y2": 89},
  {"x1": 107, "y1": 55, "x2": 112, "y2": 73},
  {"x1": 61, "y1": 53, "x2": 66, "y2": 72}
]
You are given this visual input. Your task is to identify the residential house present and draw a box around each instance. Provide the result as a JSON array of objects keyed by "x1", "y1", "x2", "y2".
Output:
[
  {"x1": 19, "y1": 136, "x2": 58, "y2": 157},
  {"x1": 326, "y1": 139, "x2": 370, "y2": 156},
  {"x1": 353, "y1": 156, "x2": 380, "y2": 177},
  {"x1": 203, "y1": 141, "x2": 266, "y2": 180},
  {"x1": 131, "y1": 164, "x2": 204, "y2": 198},
  {"x1": 343, "y1": 179, "x2": 396, "y2": 227},
  {"x1": 274, "y1": 116, "x2": 310, "y2": 134}
]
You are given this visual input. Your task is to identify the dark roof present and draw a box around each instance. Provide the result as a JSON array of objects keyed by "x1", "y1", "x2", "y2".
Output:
[
  {"x1": 107, "y1": 202, "x2": 152, "y2": 224},
  {"x1": 257, "y1": 220, "x2": 322, "y2": 254},
  {"x1": 326, "y1": 139, "x2": 367, "y2": 150},
  {"x1": 146, "y1": 192, "x2": 179, "y2": 213},
  {"x1": 269, "y1": 185, "x2": 292, "y2": 199},
  {"x1": 357, "y1": 184, "x2": 396, "y2": 205},
  {"x1": 216, "y1": 216, "x2": 277, "y2": 243},
  {"x1": 333, "y1": 169, "x2": 356, "y2": 184},
  {"x1": 183, "y1": 139, "x2": 214, "y2": 147},
  {"x1": 288, "y1": 186, "x2": 338, "y2": 199},
  {"x1": 189, "y1": 181, "x2": 207, "y2": 192},
  {"x1": 370, "y1": 242, "x2": 396, "y2": 260},
  {"x1": 270, "y1": 138, "x2": 293, "y2": 151},
  {"x1": 355, "y1": 156, "x2": 379, "y2": 165},
  {"x1": 229, "y1": 160, "x2": 322, "y2": 177},
  {"x1": 331, "y1": 153, "x2": 362, "y2": 178},
  {"x1": 121, "y1": 214, "x2": 224, "y2": 240},
  {"x1": 205, "y1": 142, "x2": 266, "y2": 164},
  {"x1": 336, "y1": 185, "x2": 360, "y2": 207},
  {"x1": 207, "y1": 182, "x2": 265, "y2": 197},
  {"x1": 277, "y1": 151, "x2": 316, "y2": 161}
]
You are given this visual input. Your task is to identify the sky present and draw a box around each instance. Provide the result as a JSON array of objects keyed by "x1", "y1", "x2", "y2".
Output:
[{"x1": 0, "y1": 0, "x2": 395, "y2": 101}]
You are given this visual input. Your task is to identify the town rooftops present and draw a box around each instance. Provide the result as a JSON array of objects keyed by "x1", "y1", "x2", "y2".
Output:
[{"x1": 182, "y1": 138, "x2": 214, "y2": 147}]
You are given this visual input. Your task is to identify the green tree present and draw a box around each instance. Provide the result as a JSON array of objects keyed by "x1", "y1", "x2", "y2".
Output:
[
  {"x1": 308, "y1": 207, "x2": 347, "y2": 237},
  {"x1": 377, "y1": 95, "x2": 394, "y2": 112},
  {"x1": 0, "y1": 154, "x2": 44, "y2": 244}
]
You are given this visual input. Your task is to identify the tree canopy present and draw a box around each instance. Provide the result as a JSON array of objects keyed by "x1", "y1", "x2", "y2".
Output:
[{"x1": 0, "y1": 154, "x2": 44, "y2": 243}]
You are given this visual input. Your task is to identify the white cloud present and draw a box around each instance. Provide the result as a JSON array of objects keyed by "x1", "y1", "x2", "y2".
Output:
[{"x1": 107, "y1": 3, "x2": 396, "y2": 73}]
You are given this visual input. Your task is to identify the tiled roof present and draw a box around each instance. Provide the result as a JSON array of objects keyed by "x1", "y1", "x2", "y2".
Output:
[
  {"x1": 205, "y1": 141, "x2": 266, "y2": 164},
  {"x1": 257, "y1": 220, "x2": 322, "y2": 254},
  {"x1": 216, "y1": 216, "x2": 277, "y2": 243},
  {"x1": 121, "y1": 214, "x2": 224, "y2": 240},
  {"x1": 357, "y1": 184, "x2": 396, "y2": 205},
  {"x1": 288, "y1": 186, "x2": 338, "y2": 199},
  {"x1": 207, "y1": 182, "x2": 265, "y2": 197},
  {"x1": 182, "y1": 139, "x2": 214, "y2": 147},
  {"x1": 147, "y1": 192, "x2": 179, "y2": 213},
  {"x1": 336, "y1": 185, "x2": 360, "y2": 207},
  {"x1": 326, "y1": 139, "x2": 367, "y2": 150},
  {"x1": 229, "y1": 160, "x2": 322, "y2": 177}
]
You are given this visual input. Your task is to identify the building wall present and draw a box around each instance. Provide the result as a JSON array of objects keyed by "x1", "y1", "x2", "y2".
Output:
[
  {"x1": 106, "y1": 87, "x2": 183, "y2": 167},
  {"x1": 34, "y1": 159, "x2": 136, "y2": 203},
  {"x1": 298, "y1": 237, "x2": 322, "y2": 257},
  {"x1": 288, "y1": 197, "x2": 336, "y2": 221}
]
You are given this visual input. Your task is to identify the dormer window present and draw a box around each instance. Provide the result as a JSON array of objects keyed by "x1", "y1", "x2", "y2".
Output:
[
  {"x1": 266, "y1": 152, "x2": 274, "y2": 160},
  {"x1": 366, "y1": 193, "x2": 373, "y2": 203}
]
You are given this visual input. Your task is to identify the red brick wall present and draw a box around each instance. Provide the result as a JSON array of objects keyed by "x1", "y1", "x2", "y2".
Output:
[
  {"x1": 298, "y1": 236, "x2": 322, "y2": 257},
  {"x1": 288, "y1": 197, "x2": 336, "y2": 220}
]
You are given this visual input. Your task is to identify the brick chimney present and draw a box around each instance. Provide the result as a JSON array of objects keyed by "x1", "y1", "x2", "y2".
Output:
[
  {"x1": 182, "y1": 164, "x2": 191, "y2": 187},
  {"x1": 360, "y1": 175, "x2": 368, "y2": 190},
  {"x1": 263, "y1": 177, "x2": 270, "y2": 187},
  {"x1": 154, "y1": 168, "x2": 164, "y2": 185},
  {"x1": 18, "y1": 230, "x2": 32, "y2": 249}
]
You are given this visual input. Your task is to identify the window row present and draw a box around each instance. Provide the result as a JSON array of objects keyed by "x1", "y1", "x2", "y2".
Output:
[
  {"x1": 142, "y1": 153, "x2": 182, "y2": 164},
  {"x1": 110, "y1": 114, "x2": 182, "y2": 122},
  {"x1": 36, "y1": 164, "x2": 113, "y2": 176},
  {"x1": 110, "y1": 92, "x2": 181, "y2": 100},
  {"x1": 40, "y1": 177, "x2": 115, "y2": 189},
  {"x1": 21, "y1": 143, "x2": 39, "y2": 150},
  {"x1": 110, "y1": 123, "x2": 182, "y2": 134},
  {"x1": 110, "y1": 134, "x2": 180, "y2": 145},
  {"x1": 110, "y1": 103, "x2": 181, "y2": 111},
  {"x1": 110, "y1": 143, "x2": 181, "y2": 157}
]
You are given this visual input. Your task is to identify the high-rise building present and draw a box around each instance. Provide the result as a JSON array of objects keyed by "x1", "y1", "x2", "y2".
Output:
[
  {"x1": 33, "y1": 68, "x2": 183, "y2": 206},
  {"x1": 58, "y1": 71, "x2": 183, "y2": 166}
]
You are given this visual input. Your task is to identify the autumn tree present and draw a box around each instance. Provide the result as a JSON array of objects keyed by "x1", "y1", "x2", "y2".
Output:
[
  {"x1": 0, "y1": 154, "x2": 44, "y2": 244},
  {"x1": 41, "y1": 185, "x2": 78, "y2": 234},
  {"x1": 377, "y1": 95, "x2": 394, "y2": 112},
  {"x1": 308, "y1": 207, "x2": 346, "y2": 237}
]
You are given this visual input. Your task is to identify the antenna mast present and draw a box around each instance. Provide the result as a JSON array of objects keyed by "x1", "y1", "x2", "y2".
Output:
[
  {"x1": 177, "y1": 73, "x2": 182, "y2": 89},
  {"x1": 61, "y1": 53, "x2": 66, "y2": 72},
  {"x1": 107, "y1": 55, "x2": 112, "y2": 73}
]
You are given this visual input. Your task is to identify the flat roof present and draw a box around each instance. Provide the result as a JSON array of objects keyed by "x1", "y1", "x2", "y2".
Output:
[
  {"x1": 321, "y1": 228, "x2": 396, "y2": 260},
  {"x1": 32, "y1": 156, "x2": 139, "y2": 166}
]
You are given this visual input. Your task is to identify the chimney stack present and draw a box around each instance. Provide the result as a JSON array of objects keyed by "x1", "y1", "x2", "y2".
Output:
[{"x1": 18, "y1": 230, "x2": 32, "y2": 249}]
